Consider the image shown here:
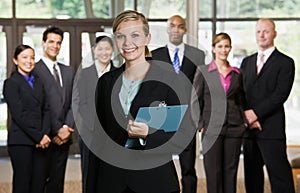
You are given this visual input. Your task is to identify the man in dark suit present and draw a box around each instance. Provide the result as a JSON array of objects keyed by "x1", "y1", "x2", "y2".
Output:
[
  {"x1": 33, "y1": 26, "x2": 75, "y2": 193},
  {"x1": 151, "y1": 15, "x2": 206, "y2": 193},
  {"x1": 241, "y1": 18, "x2": 295, "y2": 193}
]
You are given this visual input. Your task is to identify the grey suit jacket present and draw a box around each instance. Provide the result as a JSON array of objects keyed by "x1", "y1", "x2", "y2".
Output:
[
  {"x1": 193, "y1": 64, "x2": 246, "y2": 136},
  {"x1": 73, "y1": 62, "x2": 117, "y2": 145},
  {"x1": 33, "y1": 59, "x2": 75, "y2": 137}
]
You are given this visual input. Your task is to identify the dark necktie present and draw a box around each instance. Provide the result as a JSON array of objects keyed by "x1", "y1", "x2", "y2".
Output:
[
  {"x1": 53, "y1": 63, "x2": 62, "y2": 96},
  {"x1": 173, "y1": 48, "x2": 180, "y2": 74}
]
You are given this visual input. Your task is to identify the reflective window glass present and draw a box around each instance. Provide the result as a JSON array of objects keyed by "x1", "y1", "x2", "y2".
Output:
[
  {"x1": 0, "y1": 1, "x2": 12, "y2": 18},
  {"x1": 217, "y1": 0, "x2": 300, "y2": 18},
  {"x1": 199, "y1": 22, "x2": 213, "y2": 64},
  {"x1": 16, "y1": 0, "x2": 112, "y2": 19},
  {"x1": 199, "y1": 0, "x2": 212, "y2": 18},
  {"x1": 137, "y1": 0, "x2": 186, "y2": 18},
  {"x1": 0, "y1": 30, "x2": 7, "y2": 146}
]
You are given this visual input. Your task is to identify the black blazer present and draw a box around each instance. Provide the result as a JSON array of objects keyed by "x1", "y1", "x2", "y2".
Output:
[
  {"x1": 193, "y1": 64, "x2": 246, "y2": 135},
  {"x1": 33, "y1": 60, "x2": 75, "y2": 137},
  {"x1": 151, "y1": 44, "x2": 206, "y2": 83},
  {"x1": 241, "y1": 48, "x2": 295, "y2": 139},
  {"x1": 95, "y1": 62, "x2": 192, "y2": 193},
  {"x1": 3, "y1": 71, "x2": 50, "y2": 145}
]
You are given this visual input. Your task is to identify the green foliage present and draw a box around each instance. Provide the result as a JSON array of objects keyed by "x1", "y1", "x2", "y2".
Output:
[{"x1": 92, "y1": 0, "x2": 110, "y2": 18}]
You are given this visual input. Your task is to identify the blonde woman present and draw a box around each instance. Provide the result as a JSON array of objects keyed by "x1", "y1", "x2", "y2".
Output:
[{"x1": 95, "y1": 10, "x2": 193, "y2": 193}]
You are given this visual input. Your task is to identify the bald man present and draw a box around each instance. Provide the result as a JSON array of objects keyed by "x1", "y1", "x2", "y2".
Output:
[
  {"x1": 151, "y1": 15, "x2": 206, "y2": 193},
  {"x1": 241, "y1": 18, "x2": 295, "y2": 193}
]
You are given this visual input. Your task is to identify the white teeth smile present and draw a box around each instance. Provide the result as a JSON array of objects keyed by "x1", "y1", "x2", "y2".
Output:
[{"x1": 123, "y1": 48, "x2": 136, "y2": 53}]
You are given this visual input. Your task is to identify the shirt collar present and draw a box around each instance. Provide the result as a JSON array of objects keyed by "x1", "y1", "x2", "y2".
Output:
[
  {"x1": 167, "y1": 42, "x2": 185, "y2": 53},
  {"x1": 42, "y1": 56, "x2": 57, "y2": 70},
  {"x1": 258, "y1": 46, "x2": 275, "y2": 59},
  {"x1": 19, "y1": 71, "x2": 35, "y2": 82},
  {"x1": 208, "y1": 60, "x2": 240, "y2": 74}
]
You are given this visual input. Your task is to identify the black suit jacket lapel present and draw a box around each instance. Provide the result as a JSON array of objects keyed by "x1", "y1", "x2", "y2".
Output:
[
  {"x1": 15, "y1": 72, "x2": 42, "y2": 103},
  {"x1": 226, "y1": 72, "x2": 239, "y2": 97},
  {"x1": 58, "y1": 63, "x2": 66, "y2": 103},
  {"x1": 129, "y1": 66, "x2": 163, "y2": 119},
  {"x1": 161, "y1": 46, "x2": 172, "y2": 64},
  {"x1": 36, "y1": 60, "x2": 63, "y2": 102},
  {"x1": 258, "y1": 48, "x2": 279, "y2": 76},
  {"x1": 110, "y1": 66, "x2": 128, "y2": 125}
]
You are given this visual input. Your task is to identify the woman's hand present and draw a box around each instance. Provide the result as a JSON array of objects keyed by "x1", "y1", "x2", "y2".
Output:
[
  {"x1": 36, "y1": 134, "x2": 51, "y2": 148},
  {"x1": 127, "y1": 120, "x2": 149, "y2": 139}
]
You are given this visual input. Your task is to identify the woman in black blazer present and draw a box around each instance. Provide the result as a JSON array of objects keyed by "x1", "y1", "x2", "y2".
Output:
[
  {"x1": 193, "y1": 33, "x2": 246, "y2": 193},
  {"x1": 3, "y1": 45, "x2": 51, "y2": 193},
  {"x1": 95, "y1": 10, "x2": 193, "y2": 193}
]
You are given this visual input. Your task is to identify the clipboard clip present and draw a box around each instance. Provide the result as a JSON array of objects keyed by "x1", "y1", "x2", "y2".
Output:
[{"x1": 158, "y1": 101, "x2": 167, "y2": 107}]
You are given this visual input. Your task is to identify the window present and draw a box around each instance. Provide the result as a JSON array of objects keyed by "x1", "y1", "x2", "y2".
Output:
[
  {"x1": 216, "y1": 0, "x2": 300, "y2": 18},
  {"x1": 0, "y1": 29, "x2": 7, "y2": 146},
  {"x1": 0, "y1": 1, "x2": 12, "y2": 18},
  {"x1": 136, "y1": 0, "x2": 186, "y2": 18}
]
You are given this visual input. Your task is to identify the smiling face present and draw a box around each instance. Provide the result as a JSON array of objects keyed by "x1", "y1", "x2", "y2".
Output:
[
  {"x1": 94, "y1": 41, "x2": 114, "y2": 65},
  {"x1": 255, "y1": 19, "x2": 277, "y2": 51},
  {"x1": 114, "y1": 19, "x2": 151, "y2": 65},
  {"x1": 213, "y1": 39, "x2": 232, "y2": 62},
  {"x1": 42, "y1": 33, "x2": 62, "y2": 61},
  {"x1": 13, "y1": 48, "x2": 35, "y2": 76}
]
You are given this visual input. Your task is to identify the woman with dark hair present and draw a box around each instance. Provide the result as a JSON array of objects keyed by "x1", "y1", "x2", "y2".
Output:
[
  {"x1": 3, "y1": 44, "x2": 51, "y2": 193},
  {"x1": 75, "y1": 35, "x2": 116, "y2": 193}
]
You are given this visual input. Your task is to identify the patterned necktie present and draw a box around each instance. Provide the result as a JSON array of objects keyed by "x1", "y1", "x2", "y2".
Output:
[
  {"x1": 53, "y1": 63, "x2": 61, "y2": 87},
  {"x1": 172, "y1": 48, "x2": 180, "y2": 74},
  {"x1": 257, "y1": 53, "x2": 265, "y2": 74}
]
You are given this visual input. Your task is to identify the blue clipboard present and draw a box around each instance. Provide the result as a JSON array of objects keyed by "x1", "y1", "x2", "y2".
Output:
[{"x1": 135, "y1": 105, "x2": 188, "y2": 132}]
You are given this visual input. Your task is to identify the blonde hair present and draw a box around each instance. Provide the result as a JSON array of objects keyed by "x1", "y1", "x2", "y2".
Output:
[
  {"x1": 212, "y1": 32, "x2": 232, "y2": 47},
  {"x1": 112, "y1": 10, "x2": 151, "y2": 57}
]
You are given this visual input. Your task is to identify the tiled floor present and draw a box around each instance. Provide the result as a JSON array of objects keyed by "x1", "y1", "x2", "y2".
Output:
[{"x1": 0, "y1": 155, "x2": 298, "y2": 193}]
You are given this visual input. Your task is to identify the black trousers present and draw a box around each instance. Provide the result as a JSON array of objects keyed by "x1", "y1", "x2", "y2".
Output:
[
  {"x1": 179, "y1": 136, "x2": 197, "y2": 193},
  {"x1": 243, "y1": 138, "x2": 295, "y2": 193},
  {"x1": 121, "y1": 186, "x2": 180, "y2": 193},
  {"x1": 44, "y1": 142, "x2": 70, "y2": 193},
  {"x1": 8, "y1": 145, "x2": 49, "y2": 193},
  {"x1": 80, "y1": 138, "x2": 101, "y2": 193}
]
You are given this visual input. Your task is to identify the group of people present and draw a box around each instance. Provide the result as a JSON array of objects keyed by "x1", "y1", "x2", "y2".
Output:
[
  {"x1": 4, "y1": 27, "x2": 74, "y2": 193},
  {"x1": 3, "y1": 9, "x2": 295, "y2": 193}
]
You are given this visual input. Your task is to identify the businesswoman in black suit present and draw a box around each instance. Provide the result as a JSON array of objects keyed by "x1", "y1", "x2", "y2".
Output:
[
  {"x1": 3, "y1": 45, "x2": 51, "y2": 193},
  {"x1": 193, "y1": 33, "x2": 246, "y2": 193},
  {"x1": 95, "y1": 10, "x2": 193, "y2": 193}
]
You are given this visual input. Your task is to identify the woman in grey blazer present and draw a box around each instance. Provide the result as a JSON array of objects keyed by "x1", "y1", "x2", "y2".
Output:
[
  {"x1": 3, "y1": 45, "x2": 51, "y2": 193},
  {"x1": 193, "y1": 33, "x2": 247, "y2": 193}
]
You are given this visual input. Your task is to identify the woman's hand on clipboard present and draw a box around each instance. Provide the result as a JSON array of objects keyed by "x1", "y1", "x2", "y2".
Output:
[{"x1": 127, "y1": 120, "x2": 149, "y2": 139}]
